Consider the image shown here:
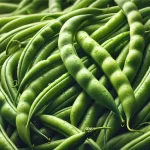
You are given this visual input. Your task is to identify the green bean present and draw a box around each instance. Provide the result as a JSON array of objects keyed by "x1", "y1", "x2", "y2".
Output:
[
  {"x1": 53, "y1": 107, "x2": 71, "y2": 122},
  {"x1": 31, "y1": 36, "x2": 58, "y2": 66},
  {"x1": 115, "y1": 0, "x2": 145, "y2": 83},
  {"x1": 60, "y1": 14, "x2": 124, "y2": 120},
  {"x1": 14, "y1": 0, "x2": 31, "y2": 11},
  {"x1": 120, "y1": 129, "x2": 150, "y2": 150},
  {"x1": 83, "y1": 22, "x2": 106, "y2": 35},
  {"x1": 0, "y1": 51, "x2": 9, "y2": 73},
  {"x1": 0, "y1": 123, "x2": 18, "y2": 150},
  {"x1": 131, "y1": 101, "x2": 150, "y2": 128},
  {"x1": 0, "y1": 22, "x2": 38, "y2": 53},
  {"x1": 77, "y1": 31, "x2": 136, "y2": 130},
  {"x1": 83, "y1": 139, "x2": 102, "y2": 150},
  {"x1": 71, "y1": 0, "x2": 95, "y2": 11},
  {"x1": 38, "y1": 115, "x2": 108, "y2": 150},
  {"x1": 71, "y1": 33, "x2": 129, "y2": 127},
  {"x1": 89, "y1": 0, "x2": 112, "y2": 8},
  {"x1": 19, "y1": 55, "x2": 96, "y2": 146},
  {"x1": 54, "y1": 132, "x2": 87, "y2": 150},
  {"x1": 20, "y1": 139, "x2": 65, "y2": 150},
  {"x1": 0, "y1": 13, "x2": 61, "y2": 34},
  {"x1": 0, "y1": 15, "x2": 23, "y2": 28},
  {"x1": 78, "y1": 102, "x2": 103, "y2": 131},
  {"x1": 6, "y1": 124, "x2": 15, "y2": 137},
  {"x1": 91, "y1": 10, "x2": 127, "y2": 43},
  {"x1": 12, "y1": 0, "x2": 48, "y2": 15},
  {"x1": 103, "y1": 125, "x2": 150, "y2": 150},
  {"x1": 6, "y1": 21, "x2": 49, "y2": 55},
  {"x1": 96, "y1": 67, "x2": 150, "y2": 147},
  {"x1": 17, "y1": 8, "x2": 103, "y2": 83},
  {"x1": 133, "y1": 43, "x2": 150, "y2": 89},
  {"x1": 44, "y1": 84, "x2": 81, "y2": 115},
  {"x1": 45, "y1": 60, "x2": 101, "y2": 115},
  {"x1": 17, "y1": 53, "x2": 62, "y2": 94},
  {"x1": 96, "y1": 111, "x2": 109, "y2": 128},
  {"x1": 49, "y1": 0, "x2": 62, "y2": 13},
  {"x1": 16, "y1": 63, "x2": 68, "y2": 145},
  {"x1": 0, "y1": 85, "x2": 16, "y2": 126},
  {"x1": 10, "y1": 130, "x2": 25, "y2": 148},
  {"x1": 131, "y1": 0, "x2": 150, "y2": 9},
  {"x1": 24, "y1": 56, "x2": 92, "y2": 131},
  {"x1": 1, "y1": 49, "x2": 23, "y2": 106},
  {"x1": 0, "y1": 3, "x2": 17, "y2": 14}
]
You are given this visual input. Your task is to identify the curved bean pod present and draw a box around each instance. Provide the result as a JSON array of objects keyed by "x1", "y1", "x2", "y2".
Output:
[
  {"x1": 6, "y1": 21, "x2": 49, "y2": 55},
  {"x1": 71, "y1": 36, "x2": 129, "y2": 127},
  {"x1": 49, "y1": 0, "x2": 62, "y2": 13},
  {"x1": 96, "y1": 67, "x2": 150, "y2": 147},
  {"x1": 131, "y1": 101, "x2": 150, "y2": 128},
  {"x1": 0, "y1": 3, "x2": 17, "y2": 14},
  {"x1": 59, "y1": 15, "x2": 123, "y2": 122},
  {"x1": 0, "y1": 13, "x2": 59, "y2": 33},
  {"x1": 103, "y1": 125, "x2": 150, "y2": 150},
  {"x1": 16, "y1": 63, "x2": 68, "y2": 146},
  {"x1": 0, "y1": 123, "x2": 18, "y2": 150},
  {"x1": 76, "y1": 30, "x2": 135, "y2": 130},
  {"x1": 1, "y1": 49, "x2": 22, "y2": 106},
  {"x1": 19, "y1": 139, "x2": 65, "y2": 150},
  {"x1": 120, "y1": 130, "x2": 150, "y2": 150},
  {"x1": 115, "y1": 0, "x2": 145, "y2": 83},
  {"x1": 17, "y1": 8, "x2": 103, "y2": 83},
  {"x1": 54, "y1": 132, "x2": 87, "y2": 150}
]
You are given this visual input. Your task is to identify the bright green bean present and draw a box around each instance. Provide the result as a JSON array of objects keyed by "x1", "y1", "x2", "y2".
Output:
[{"x1": 115, "y1": 0, "x2": 145, "y2": 83}]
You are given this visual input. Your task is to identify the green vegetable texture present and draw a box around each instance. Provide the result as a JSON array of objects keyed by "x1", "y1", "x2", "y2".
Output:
[{"x1": 0, "y1": 0, "x2": 149, "y2": 149}]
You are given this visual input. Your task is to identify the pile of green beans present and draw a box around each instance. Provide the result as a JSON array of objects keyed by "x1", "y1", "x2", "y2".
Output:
[{"x1": 0, "y1": 0, "x2": 150, "y2": 149}]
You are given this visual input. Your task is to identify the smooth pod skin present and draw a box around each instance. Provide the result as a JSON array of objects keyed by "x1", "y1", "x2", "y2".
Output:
[
  {"x1": 115, "y1": 0, "x2": 145, "y2": 83},
  {"x1": 53, "y1": 107, "x2": 71, "y2": 121},
  {"x1": 16, "y1": 62, "x2": 68, "y2": 146},
  {"x1": 38, "y1": 115, "x2": 107, "y2": 150},
  {"x1": 0, "y1": 3, "x2": 17, "y2": 14},
  {"x1": 19, "y1": 139, "x2": 65, "y2": 150},
  {"x1": 16, "y1": 54, "x2": 92, "y2": 146},
  {"x1": 44, "y1": 84, "x2": 81, "y2": 114},
  {"x1": 45, "y1": 61, "x2": 101, "y2": 115},
  {"x1": 96, "y1": 66, "x2": 150, "y2": 147},
  {"x1": 18, "y1": 53, "x2": 95, "y2": 144},
  {"x1": 54, "y1": 132, "x2": 87, "y2": 150},
  {"x1": 31, "y1": 36, "x2": 58, "y2": 66},
  {"x1": 0, "y1": 22, "x2": 37, "y2": 53},
  {"x1": 103, "y1": 125, "x2": 150, "y2": 150},
  {"x1": 17, "y1": 53, "x2": 62, "y2": 93},
  {"x1": 49, "y1": 0, "x2": 62, "y2": 13},
  {"x1": 78, "y1": 102, "x2": 103, "y2": 131},
  {"x1": 6, "y1": 21, "x2": 49, "y2": 55},
  {"x1": 131, "y1": 101, "x2": 150, "y2": 128},
  {"x1": 59, "y1": 14, "x2": 123, "y2": 123},
  {"x1": 120, "y1": 130, "x2": 150, "y2": 150},
  {"x1": 0, "y1": 123, "x2": 18, "y2": 150},
  {"x1": 71, "y1": 0, "x2": 95, "y2": 11},
  {"x1": 133, "y1": 43, "x2": 150, "y2": 89},
  {"x1": 90, "y1": 10, "x2": 127, "y2": 43},
  {"x1": 0, "y1": 13, "x2": 57, "y2": 33},
  {"x1": 1, "y1": 49, "x2": 23, "y2": 106},
  {"x1": 0, "y1": 85, "x2": 16, "y2": 126},
  {"x1": 70, "y1": 35, "x2": 129, "y2": 127},
  {"x1": 17, "y1": 8, "x2": 102, "y2": 83},
  {"x1": 76, "y1": 31, "x2": 135, "y2": 130},
  {"x1": 89, "y1": 0, "x2": 113, "y2": 8},
  {"x1": 0, "y1": 15, "x2": 23, "y2": 29}
]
